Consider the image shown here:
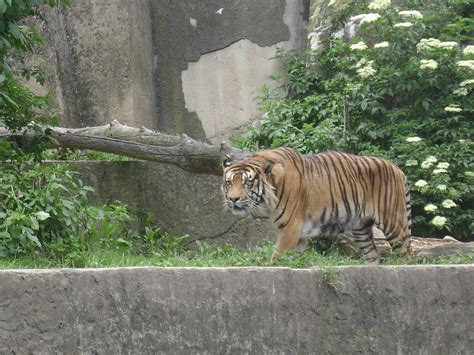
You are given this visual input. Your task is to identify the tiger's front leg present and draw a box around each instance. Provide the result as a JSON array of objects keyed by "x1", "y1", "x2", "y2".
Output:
[{"x1": 271, "y1": 221, "x2": 303, "y2": 261}]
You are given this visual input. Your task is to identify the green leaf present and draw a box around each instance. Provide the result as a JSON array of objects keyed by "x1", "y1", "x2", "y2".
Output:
[
  {"x1": 0, "y1": 1, "x2": 7, "y2": 16},
  {"x1": 30, "y1": 216, "x2": 39, "y2": 230},
  {"x1": 35, "y1": 211, "x2": 50, "y2": 221},
  {"x1": 8, "y1": 23, "x2": 22, "y2": 40},
  {"x1": 0, "y1": 91, "x2": 18, "y2": 108},
  {"x1": 26, "y1": 233, "x2": 41, "y2": 247},
  {"x1": 63, "y1": 200, "x2": 74, "y2": 210}
]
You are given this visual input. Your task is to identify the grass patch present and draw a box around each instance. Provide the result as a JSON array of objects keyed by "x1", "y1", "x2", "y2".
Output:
[{"x1": 0, "y1": 240, "x2": 472, "y2": 269}]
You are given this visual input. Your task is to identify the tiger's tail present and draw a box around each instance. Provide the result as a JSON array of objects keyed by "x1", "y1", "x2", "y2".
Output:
[
  {"x1": 405, "y1": 178, "x2": 412, "y2": 239},
  {"x1": 404, "y1": 178, "x2": 413, "y2": 257}
]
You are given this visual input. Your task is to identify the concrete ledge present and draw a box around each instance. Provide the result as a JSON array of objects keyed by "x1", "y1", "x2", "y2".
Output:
[{"x1": 1, "y1": 265, "x2": 473, "y2": 353}]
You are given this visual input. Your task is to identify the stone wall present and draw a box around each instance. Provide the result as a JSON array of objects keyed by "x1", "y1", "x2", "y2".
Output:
[
  {"x1": 74, "y1": 161, "x2": 274, "y2": 248},
  {"x1": 36, "y1": 0, "x2": 309, "y2": 142},
  {"x1": 1, "y1": 265, "x2": 473, "y2": 353}
]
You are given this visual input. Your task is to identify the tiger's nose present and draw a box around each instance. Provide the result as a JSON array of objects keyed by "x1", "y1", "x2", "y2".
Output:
[{"x1": 229, "y1": 197, "x2": 240, "y2": 203}]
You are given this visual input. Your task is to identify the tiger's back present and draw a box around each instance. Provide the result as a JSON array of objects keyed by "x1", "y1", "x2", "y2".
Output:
[{"x1": 222, "y1": 147, "x2": 412, "y2": 263}]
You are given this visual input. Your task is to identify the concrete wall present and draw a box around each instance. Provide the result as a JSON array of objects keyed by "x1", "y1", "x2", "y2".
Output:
[
  {"x1": 37, "y1": 0, "x2": 309, "y2": 141},
  {"x1": 1, "y1": 265, "x2": 473, "y2": 354},
  {"x1": 73, "y1": 161, "x2": 275, "y2": 248}
]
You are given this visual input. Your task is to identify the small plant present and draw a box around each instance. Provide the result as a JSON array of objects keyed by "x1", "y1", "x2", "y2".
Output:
[{"x1": 319, "y1": 266, "x2": 344, "y2": 292}]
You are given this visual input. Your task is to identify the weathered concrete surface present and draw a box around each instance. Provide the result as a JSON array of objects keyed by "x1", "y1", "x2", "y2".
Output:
[
  {"x1": 73, "y1": 160, "x2": 275, "y2": 248},
  {"x1": 1, "y1": 266, "x2": 473, "y2": 354},
  {"x1": 36, "y1": 0, "x2": 309, "y2": 141},
  {"x1": 150, "y1": 0, "x2": 308, "y2": 141},
  {"x1": 179, "y1": 0, "x2": 309, "y2": 143},
  {"x1": 39, "y1": 1, "x2": 157, "y2": 129}
]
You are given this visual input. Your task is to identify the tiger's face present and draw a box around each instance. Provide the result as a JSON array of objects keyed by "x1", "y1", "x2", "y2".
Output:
[{"x1": 222, "y1": 158, "x2": 273, "y2": 216}]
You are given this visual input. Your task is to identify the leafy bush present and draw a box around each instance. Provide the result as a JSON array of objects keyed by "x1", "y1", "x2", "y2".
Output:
[
  {"x1": 0, "y1": 162, "x2": 180, "y2": 259},
  {"x1": 1, "y1": 1, "x2": 69, "y2": 159},
  {"x1": 0, "y1": 162, "x2": 93, "y2": 256},
  {"x1": 240, "y1": 0, "x2": 473, "y2": 240}
]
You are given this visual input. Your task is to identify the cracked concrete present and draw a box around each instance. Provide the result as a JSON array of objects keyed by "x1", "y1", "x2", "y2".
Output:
[{"x1": 1, "y1": 266, "x2": 473, "y2": 353}]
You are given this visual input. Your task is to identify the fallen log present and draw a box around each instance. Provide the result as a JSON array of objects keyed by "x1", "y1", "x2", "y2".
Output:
[{"x1": 0, "y1": 120, "x2": 250, "y2": 175}]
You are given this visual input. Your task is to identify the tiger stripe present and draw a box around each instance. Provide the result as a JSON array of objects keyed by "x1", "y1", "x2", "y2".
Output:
[{"x1": 222, "y1": 147, "x2": 413, "y2": 263}]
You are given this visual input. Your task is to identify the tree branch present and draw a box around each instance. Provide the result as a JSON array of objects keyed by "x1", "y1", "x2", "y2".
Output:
[{"x1": 0, "y1": 120, "x2": 251, "y2": 175}]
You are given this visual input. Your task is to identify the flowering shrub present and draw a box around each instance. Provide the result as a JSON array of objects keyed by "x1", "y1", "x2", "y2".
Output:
[{"x1": 240, "y1": 0, "x2": 473, "y2": 240}]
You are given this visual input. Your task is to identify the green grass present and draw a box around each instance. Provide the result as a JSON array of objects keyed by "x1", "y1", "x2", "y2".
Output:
[{"x1": 0, "y1": 241, "x2": 472, "y2": 269}]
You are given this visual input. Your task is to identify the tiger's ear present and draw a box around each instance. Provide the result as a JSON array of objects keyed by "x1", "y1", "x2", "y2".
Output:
[
  {"x1": 223, "y1": 155, "x2": 233, "y2": 168},
  {"x1": 263, "y1": 160, "x2": 276, "y2": 175}
]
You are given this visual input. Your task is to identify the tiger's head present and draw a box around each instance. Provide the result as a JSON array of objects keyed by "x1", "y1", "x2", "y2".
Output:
[{"x1": 222, "y1": 156, "x2": 278, "y2": 216}]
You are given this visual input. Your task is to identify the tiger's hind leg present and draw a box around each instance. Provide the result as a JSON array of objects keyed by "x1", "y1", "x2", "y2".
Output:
[
  {"x1": 384, "y1": 227, "x2": 413, "y2": 258},
  {"x1": 350, "y1": 218, "x2": 380, "y2": 264}
]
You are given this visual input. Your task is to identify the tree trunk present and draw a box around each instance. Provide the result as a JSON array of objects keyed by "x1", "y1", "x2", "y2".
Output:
[{"x1": 0, "y1": 120, "x2": 250, "y2": 175}]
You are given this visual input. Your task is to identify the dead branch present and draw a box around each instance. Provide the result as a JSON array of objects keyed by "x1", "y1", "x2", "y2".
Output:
[{"x1": 0, "y1": 120, "x2": 250, "y2": 175}]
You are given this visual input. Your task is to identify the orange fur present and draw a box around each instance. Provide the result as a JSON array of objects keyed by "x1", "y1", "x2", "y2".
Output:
[{"x1": 223, "y1": 147, "x2": 412, "y2": 263}]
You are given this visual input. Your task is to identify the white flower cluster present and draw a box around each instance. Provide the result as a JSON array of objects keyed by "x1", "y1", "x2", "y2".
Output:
[
  {"x1": 356, "y1": 59, "x2": 376, "y2": 78},
  {"x1": 453, "y1": 87, "x2": 468, "y2": 96},
  {"x1": 394, "y1": 22, "x2": 413, "y2": 28},
  {"x1": 433, "y1": 168, "x2": 447, "y2": 174},
  {"x1": 368, "y1": 0, "x2": 391, "y2": 10},
  {"x1": 417, "y1": 38, "x2": 440, "y2": 51},
  {"x1": 350, "y1": 13, "x2": 381, "y2": 24},
  {"x1": 463, "y1": 45, "x2": 474, "y2": 56},
  {"x1": 442, "y1": 199, "x2": 457, "y2": 209},
  {"x1": 374, "y1": 41, "x2": 389, "y2": 49},
  {"x1": 432, "y1": 216, "x2": 447, "y2": 227},
  {"x1": 424, "y1": 204, "x2": 437, "y2": 212},
  {"x1": 414, "y1": 180, "x2": 428, "y2": 187},
  {"x1": 436, "y1": 184, "x2": 447, "y2": 191},
  {"x1": 357, "y1": 65, "x2": 377, "y2": 78},
  {"x1": 441, "y1": 42, "x2": 458, "y2": 49},
  {"x1": 437, "y1": 162, "x2": 450, "y2": 169},
  {"x1": 406, "y1": 136, "x2": 422, "y2": 142},
  {"x1": 444, "y1": 105, "x2": 462, "y2": 113},
  {"x1": 350, "y1": 41, "x2": 368, "y2": 51},
  {"x1": 460, "y1": 79, "x2": 474, "y2": 87},
  {"x1": 398, "y1": 10, "x2": 423, "y2": 19},
  {"x1": 420, "y1": 59, "x2": 438, "y2": 70},
  {"x1": 457, "y1": 60, "x2": 474, "y2": 70},
  {"x1": 405, "y1": 159, "x2": 418, "y2": 166},
  {"x1": 417, "y1": 38, "x2": 458, "y2": 52},
  {"x1": 421, "y1": 156, "x2": 437, "y2": 169}
]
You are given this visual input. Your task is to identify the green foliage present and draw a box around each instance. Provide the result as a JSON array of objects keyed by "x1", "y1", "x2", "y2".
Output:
[
  {"x1": 240, "y1": 0, "x2": 473, "y2": 240},
  {"x1": 0, "y1": 161, "x2": 184, "y2": 260},
  {"x1": 0, "y1": 162, "x2": 93, "y2": 257},
  {"x1": 0, "y1": 0, "x2": 68, "y2": 159}
]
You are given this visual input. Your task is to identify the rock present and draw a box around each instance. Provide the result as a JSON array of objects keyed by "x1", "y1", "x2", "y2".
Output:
[{"x1": 416, "y1": 242, "x2": 474, "y2": 258}]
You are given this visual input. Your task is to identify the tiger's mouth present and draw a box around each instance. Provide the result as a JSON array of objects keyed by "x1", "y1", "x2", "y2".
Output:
[{"x1": 231, "y1": 205, "x2": 249, "y2": 215}]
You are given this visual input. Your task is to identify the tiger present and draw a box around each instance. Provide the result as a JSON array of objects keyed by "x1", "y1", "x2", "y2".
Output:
[{"x1": 222, "y1": 147, "x2": 412, "y2": 263}]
